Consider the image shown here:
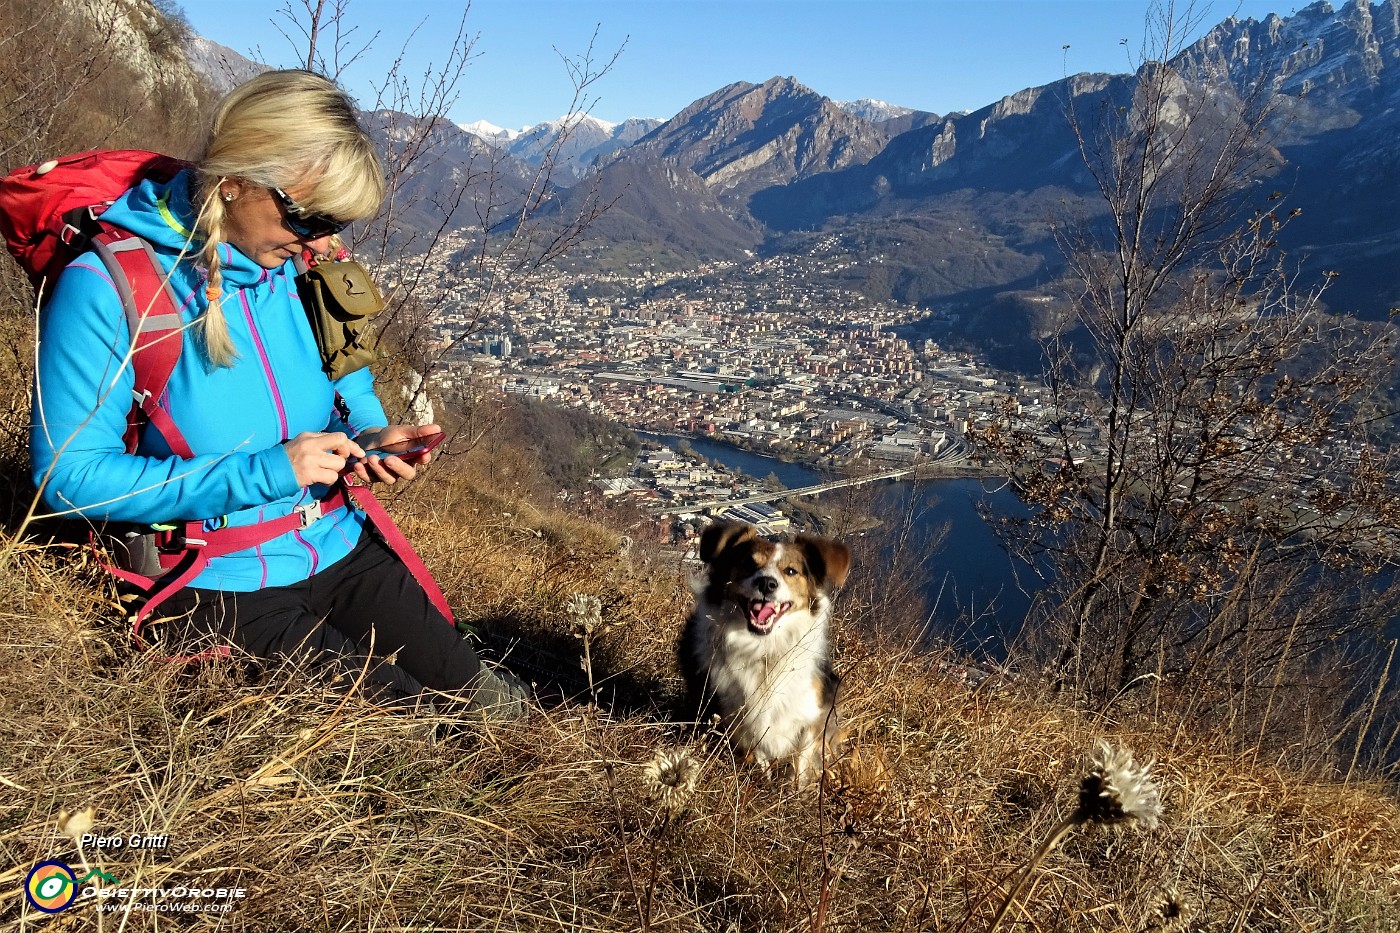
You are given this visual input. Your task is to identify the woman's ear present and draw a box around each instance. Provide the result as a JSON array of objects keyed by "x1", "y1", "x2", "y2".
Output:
[{"x1": 219, "y1": 179, "x2": 248, "y2": 202}]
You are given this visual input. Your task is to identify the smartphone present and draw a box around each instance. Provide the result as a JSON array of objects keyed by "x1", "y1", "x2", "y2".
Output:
[{"x1": 345, "y1": 431, "x2": 446, "y2": 468}]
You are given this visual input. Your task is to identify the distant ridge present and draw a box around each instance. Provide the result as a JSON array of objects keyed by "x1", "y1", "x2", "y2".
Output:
[
  {"x1": 617, "y1": 76, "x2": 890, "y2": 200},
  {"x1": 460, "y1": 112, "x2": 664, "y2": 182},
  {"x1": 459, "y1": 119, "x2": 521, "y2": 143},
  {"x1": 836, "y1": 97, "x2": 912, "y2": 120}
]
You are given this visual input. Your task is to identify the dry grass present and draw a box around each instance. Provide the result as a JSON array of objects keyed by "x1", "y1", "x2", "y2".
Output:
[{"x1": 2, "y1": 465, "x2": 1399, "y2": 930}]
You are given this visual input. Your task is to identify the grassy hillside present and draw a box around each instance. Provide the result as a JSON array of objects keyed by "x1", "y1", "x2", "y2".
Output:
[
  {"x1": 1, "y1": 3, "x2": 1397, "y2": 927},
  {"x1": 2, "y1": 465, "x2": 1399, "y2": 930}
]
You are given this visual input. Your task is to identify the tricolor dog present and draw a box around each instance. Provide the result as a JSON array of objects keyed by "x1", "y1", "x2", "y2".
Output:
[{"x1": 680, "y1": 521, "x2": 852, "y2": 785}]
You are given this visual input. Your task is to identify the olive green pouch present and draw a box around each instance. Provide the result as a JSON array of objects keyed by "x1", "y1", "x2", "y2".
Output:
[{"x1": 295, "y1": 258, "x2": 386, "y2": 380}]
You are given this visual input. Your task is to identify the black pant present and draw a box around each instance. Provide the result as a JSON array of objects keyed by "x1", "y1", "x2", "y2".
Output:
[{"x1": 153, "y1": 530, "x2": 485, "y2": 710}]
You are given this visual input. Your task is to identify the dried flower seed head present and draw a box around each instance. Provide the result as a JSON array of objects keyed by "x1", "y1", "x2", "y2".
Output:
[
  {"x1": 642, "y1": 748, "x2": 701, "y2": 811},
  {"x1": 566, "y1": 593, "x2": 603, "y2": 634},
  {"x1": 1158, "y1": 888, "x2": 1191, "y2": 923},
  {"x1": 57, "y1": 806, "x2": 96, "y2": 845},
  {"x1": 1077, "y1": 740, "x2": 1163, "y2": 829},
  {"x1": 991, "y1": 743, "x2": 1163, "y2": 933}
]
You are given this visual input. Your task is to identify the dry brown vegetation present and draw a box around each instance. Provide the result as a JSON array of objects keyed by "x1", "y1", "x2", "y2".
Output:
[
  {"x1": 975, "y1": 0, "x2": 1400, "y2": 779},
  {"x1": 3, "y1": 1, "x2": 1400, "y2": 928},
  {"x1": 3, "y1": 456, "x2": 1400, "y2": 929},
  {"x1": 0, "y1": 0, "x2": 209, "y2": 169}
]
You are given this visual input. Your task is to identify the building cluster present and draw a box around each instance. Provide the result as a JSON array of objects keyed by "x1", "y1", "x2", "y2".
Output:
[
  {"x1": 593, "y1": 443, "x2": 797, "y2": 539},
  {"x1": 379, "y1": 239, "x2": 1390, "y2": 553},
  {"x1": 389, "y1": 239, "x2": 1051, "y2": 469}
]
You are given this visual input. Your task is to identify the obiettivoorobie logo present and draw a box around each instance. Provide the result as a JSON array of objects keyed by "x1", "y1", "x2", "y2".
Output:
[
  {"x1": 24, "y1": 861, "x2": 119, "y2": 913},
  {"x1": 23, "y1": 857, "x2": 247, "y2": 915}
]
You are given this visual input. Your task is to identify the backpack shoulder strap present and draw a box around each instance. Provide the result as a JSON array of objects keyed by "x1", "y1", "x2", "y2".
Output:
[
  {"x1": 90, "y1": 229, "x2": 194, "y2": 459},
  {"x1": 343, "y1": 479, "x2": 456, "y2": 624}
]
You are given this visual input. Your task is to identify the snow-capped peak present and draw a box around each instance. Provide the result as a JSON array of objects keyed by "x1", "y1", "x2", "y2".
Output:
[
  {"x1": 460, "y1": 112, "x2": 622, "y2": 143},
  {"x1": 459, "y1": 119, "x2": 521, "y2": 141},
  {"x1": 835, "y1": 98, "x2": 914, "y2": 122},
  {"x1": 545, "y1": 112, "x2": 618, "y2": 133}
]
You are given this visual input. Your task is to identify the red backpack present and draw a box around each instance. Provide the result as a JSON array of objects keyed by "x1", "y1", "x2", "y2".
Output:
[
  {"x1": 0, "y1": 149, "x2": 192, "y2": 455},
  {"x1": 0, "y1": 149, "x2": 186, "y2": 292}
]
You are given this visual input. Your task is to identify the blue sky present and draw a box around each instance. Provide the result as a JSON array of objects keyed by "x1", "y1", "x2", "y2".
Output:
[{"x1": 182, "y1": 0, "x2": 1288, "y2": 129}]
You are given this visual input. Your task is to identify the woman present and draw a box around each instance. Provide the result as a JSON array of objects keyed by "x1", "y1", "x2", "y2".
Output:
[{"x1": 30, "y1": 70, "x2": 528, "y2": 719}]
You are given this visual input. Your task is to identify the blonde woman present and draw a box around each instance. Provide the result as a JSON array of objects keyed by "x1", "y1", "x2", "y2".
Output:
[{"x1": 31, "y1": 70, "x2": 528, "y2": 719}]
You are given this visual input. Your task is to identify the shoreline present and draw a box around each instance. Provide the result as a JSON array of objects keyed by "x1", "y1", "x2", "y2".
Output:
[{"x1": 636, "y1": 428, "x2": 996, "y2": 483}]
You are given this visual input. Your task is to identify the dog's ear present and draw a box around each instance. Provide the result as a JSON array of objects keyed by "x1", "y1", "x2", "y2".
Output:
[
  {"x1": 700, "y1": 521, "x2": 757, "y2": 564},
  {"x1": 794, "y1": 534, "x2": 851, "y2": 589}
]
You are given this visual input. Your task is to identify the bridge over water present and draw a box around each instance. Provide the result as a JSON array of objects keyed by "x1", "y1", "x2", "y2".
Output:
[{"x1": 651, "y1": 444, "x2": 970, "y2": 514}]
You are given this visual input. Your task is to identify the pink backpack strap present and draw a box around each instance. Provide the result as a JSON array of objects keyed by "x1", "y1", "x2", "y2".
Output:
[
  {"x1": 344, "y1": 479, "x2": 456, "y2": 624},
  {"x1": 121, "y1": 487, "x2": 356, "y2": 644},
  {"x1": 120, "y1": 482, "x2": 456, "y2": 650},
  {"x1": 90, "y1": 230, "x2": 193, "y2": 459}
]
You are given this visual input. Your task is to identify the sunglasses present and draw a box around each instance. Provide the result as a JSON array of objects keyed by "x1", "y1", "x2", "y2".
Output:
[{"x1": 269, "y1": 186, "x2": 349, "y2": 240}]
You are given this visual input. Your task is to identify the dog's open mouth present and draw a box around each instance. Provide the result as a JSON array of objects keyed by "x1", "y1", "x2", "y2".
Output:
[{"x1": 742, "y1": 599, "x2": 792, "y2": 634}]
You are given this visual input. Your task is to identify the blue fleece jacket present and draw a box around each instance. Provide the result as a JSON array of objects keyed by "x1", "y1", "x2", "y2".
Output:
[{"x1": 30, "y1": 170, "x2": 388, "y2": 591}]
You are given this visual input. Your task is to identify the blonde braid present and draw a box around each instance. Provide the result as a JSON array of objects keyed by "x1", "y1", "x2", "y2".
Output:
[{"x1": 195, "y1": 181, "x2": 237, "y2": 367}]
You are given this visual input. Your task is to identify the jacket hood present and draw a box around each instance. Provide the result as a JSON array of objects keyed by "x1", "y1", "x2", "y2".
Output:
[{"x1": 98, "y1": 169, "x2": 279, "y2": 290}]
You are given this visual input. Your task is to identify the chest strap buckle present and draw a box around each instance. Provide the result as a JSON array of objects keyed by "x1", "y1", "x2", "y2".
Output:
[{"x1": 294, "y1": 501, "x2": 323, "y2": 528}]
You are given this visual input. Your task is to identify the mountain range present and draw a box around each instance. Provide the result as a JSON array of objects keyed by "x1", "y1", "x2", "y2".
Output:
[
  {"x1": 461, "y1": 113, "x2": 665, "y2": 181},
  {"x1": 187, "y1": 0, "x2": 1400, "y2": 368}
]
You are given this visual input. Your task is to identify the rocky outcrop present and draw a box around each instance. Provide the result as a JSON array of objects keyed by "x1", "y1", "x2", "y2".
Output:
[
  {"x1": 1179, "y1": 0, "x2": 1400, "y2": 98},
  {"x1": 183, "y1": 36, "x2": 267, "y2": 95}
]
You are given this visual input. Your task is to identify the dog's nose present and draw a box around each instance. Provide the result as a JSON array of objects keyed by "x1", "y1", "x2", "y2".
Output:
[{"x1": 755, "y1": 576, "x2": 778, "y2": 596}]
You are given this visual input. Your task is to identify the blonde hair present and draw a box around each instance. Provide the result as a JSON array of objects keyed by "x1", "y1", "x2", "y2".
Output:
[{"x1": 193, "y1": 70, "x2": 385, "y2": 366}]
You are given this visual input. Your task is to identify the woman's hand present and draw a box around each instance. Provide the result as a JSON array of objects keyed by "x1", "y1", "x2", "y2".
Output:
[
  {"x1": 349, "y1": 423, "x2": 443, "y2": 486},
  {"x1": 285, "y1": 431, "x2": 364, "y2": 487}
]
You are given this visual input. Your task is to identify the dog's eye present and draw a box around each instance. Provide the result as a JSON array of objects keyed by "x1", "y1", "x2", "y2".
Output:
[{"x1": 784, "y1": 566, "x2": 799, "y2": 576}]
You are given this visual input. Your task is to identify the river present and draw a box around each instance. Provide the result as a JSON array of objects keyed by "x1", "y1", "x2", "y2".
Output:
[{"x1": 643, "y1": 433, "x2": 1037, "y2": 655}]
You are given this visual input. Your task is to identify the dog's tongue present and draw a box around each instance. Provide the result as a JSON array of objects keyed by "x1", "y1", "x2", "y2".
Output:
[{"x1": 752, "y1": 601, "x2": 780, "y2": 626}]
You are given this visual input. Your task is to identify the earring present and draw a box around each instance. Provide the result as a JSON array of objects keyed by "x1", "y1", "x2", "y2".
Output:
[{"x1": 221, "y1": 190, "x2": 235, "y2": 202}]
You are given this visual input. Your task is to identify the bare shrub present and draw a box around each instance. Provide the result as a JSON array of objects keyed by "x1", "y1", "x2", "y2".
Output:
[{"x1": 977, "y1": 0, "x2": 1400, "y2": 766}]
